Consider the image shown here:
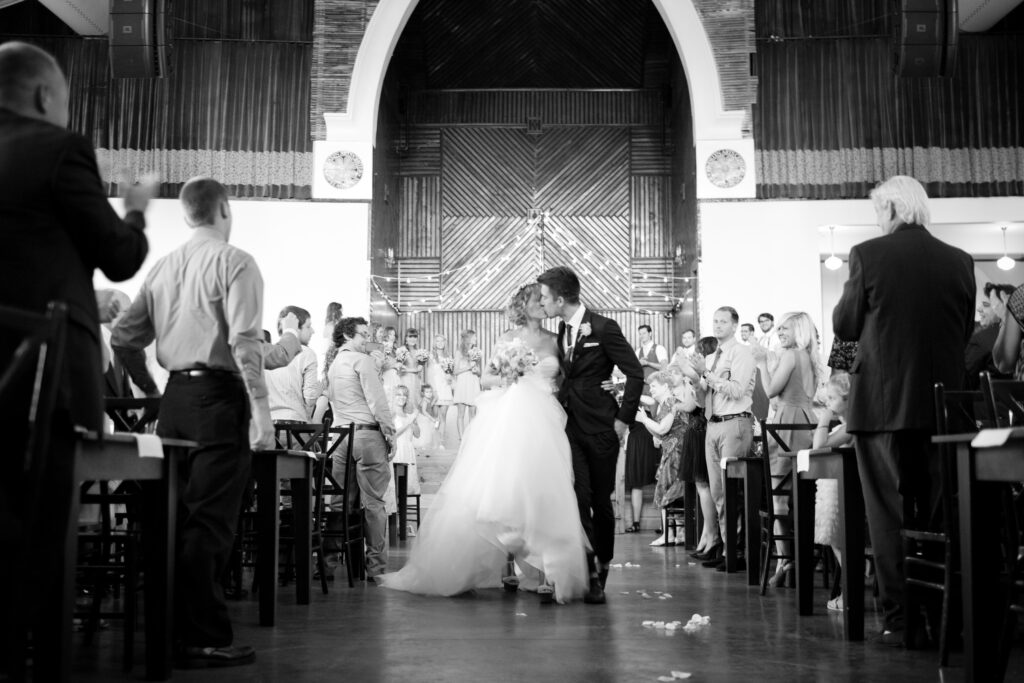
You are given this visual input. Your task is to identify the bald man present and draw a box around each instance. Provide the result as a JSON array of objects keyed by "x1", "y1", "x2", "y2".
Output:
[{"x1": 0, "y1": 41, "x2": 156, "y2": 680}]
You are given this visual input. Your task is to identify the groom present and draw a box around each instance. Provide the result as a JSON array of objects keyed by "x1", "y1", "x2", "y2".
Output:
[{"x1": 538, "y1": 266, "x2": 644, "y2": 604}]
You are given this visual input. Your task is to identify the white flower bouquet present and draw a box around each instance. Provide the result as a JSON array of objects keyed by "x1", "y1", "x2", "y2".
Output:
[
  {"x1": 488, "y1": 338, "x2": 538, "y2": 384},
  {"x1": 395, "y1": 346, "x2": 409, "y2": 363},
  {"x1": 440, "y1": 356, "x2": 455, "y2": 374},
  {"x1": 414, "y1": 348, "x2": 430, "y2": 364},
  {"x1": 468, "y1": 347, "x2": 481, "y2": 362}
]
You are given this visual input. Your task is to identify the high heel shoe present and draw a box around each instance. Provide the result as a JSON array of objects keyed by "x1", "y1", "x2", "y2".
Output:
[
  {"x1": 625, "y1": 522, "x2": 640, "y2": 533},
  {"x1": 689, "y1": 546, "x2": 708, "y2": 559},
  {"x1": 650, "y1": 534, "x2": 667, "y2": 547},
  {"x1": 768, "y1": 562, "x2": 794, "y2": 588},
  {"x1": 693, "y1": 542, "x2": 722, "y2": 562}
]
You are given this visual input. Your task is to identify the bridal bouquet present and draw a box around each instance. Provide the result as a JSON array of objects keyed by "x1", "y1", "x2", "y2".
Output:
[
  {"x1": 414, "y1": 349, "x2": 430, "y2": 364},
  {"x1": 440, "y1": 356, "x2": 455, "y2": 374},
  {"x1": 468, "y1": 347, "x2": 481, "y2": 363},
  {"x1": 395, "y1": 346, "x2": 409, "y2": 363},
  {"x1": 488, "y1": 338, "x2": 538, "y2": 384}
]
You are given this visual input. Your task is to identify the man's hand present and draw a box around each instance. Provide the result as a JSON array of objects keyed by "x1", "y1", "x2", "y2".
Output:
[
  {"x1": 381, "y1": 423, "x2": 396, "y2": 441},
  {"x1": 279, "y1": 311, "x2": 300, "y2": 336},
  {"x1": 96, "y1": 289, "x2": 126, "y2": 323},
  {"x1": 250, "y1": 401, "x2": 275, "y2": 451},
  {"x1": 600, "y1": 378, "x2": 619, "y2": 394},
  {"x1": 613, "y1": 418, "x2": 628, "y2": 440},
  {"x1": 123, "y1": 172, "x2": 160, "y2": 213}
]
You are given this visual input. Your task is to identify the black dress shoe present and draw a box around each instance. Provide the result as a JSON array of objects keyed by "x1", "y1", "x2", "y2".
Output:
[
  {"x1": 702, "y1": 556, "x2": 725, "y2": 569},
  {"x1": 175, "y1": 645, "x2": 255, "y2": 669},
  {"x1": 583, "y1": 577, "x2": 606, "y2": 604},
  {"x1": 695, "y1": 543, "x2": 723, "y2": 562}
]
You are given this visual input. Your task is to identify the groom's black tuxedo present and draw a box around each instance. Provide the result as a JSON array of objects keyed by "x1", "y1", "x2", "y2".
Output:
[
  {"x1": 557, "y1": 307, "x2": 644, "y2": 567},
  {"x1": 557, "y1": 309, "x2": 644, "y2": 432}
]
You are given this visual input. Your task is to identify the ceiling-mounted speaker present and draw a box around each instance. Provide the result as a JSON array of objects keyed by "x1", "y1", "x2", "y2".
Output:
[
  {"x1": 109, "y1": 0, "x2": 171, "y2": 78},
  {"x1": 892, "y1": 0, "x2": 958, "y2": 77}
]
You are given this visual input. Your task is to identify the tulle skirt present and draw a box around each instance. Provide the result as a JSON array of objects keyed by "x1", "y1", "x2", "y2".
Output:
[{"x1": 378, "y1": 376, "x2": 590, "y2": 603}]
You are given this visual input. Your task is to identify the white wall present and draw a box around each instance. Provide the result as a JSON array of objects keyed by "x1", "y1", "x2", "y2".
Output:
[
  {"x1": 699, "y1": 196, "x2": 1024, "y2": 352},
  {"x1": 94, "y1": 198, "x2": 370, "y2": 336}
]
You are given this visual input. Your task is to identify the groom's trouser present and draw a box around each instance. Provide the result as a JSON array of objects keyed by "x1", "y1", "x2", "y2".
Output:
[{"x1": 566, "y1": 417, "x2": 620, "y2": 565}]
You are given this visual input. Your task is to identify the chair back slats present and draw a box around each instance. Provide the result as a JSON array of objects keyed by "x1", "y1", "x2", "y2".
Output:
[
  {"x1": 105, "y1": 397, "x2": 161, "y2": 433},
  {"x1": 980, "y1": 372, "x2": 1024, "y2": 428},
  {"x1": 0, "y1": 301, "x2": 68, "y2": 474}
]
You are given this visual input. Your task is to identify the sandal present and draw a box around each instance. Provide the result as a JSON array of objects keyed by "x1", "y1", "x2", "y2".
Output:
[{"x1": 625, "y1": 522, "x2": 640, "y2": 533}]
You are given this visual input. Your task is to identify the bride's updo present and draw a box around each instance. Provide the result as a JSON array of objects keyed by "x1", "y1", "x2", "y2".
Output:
[{"x1": 506, "y1": 282, "x2": 539, "y2": 326}]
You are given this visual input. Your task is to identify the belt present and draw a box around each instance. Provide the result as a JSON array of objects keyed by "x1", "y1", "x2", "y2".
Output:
[
  {"x1": 170, "y1": 368, "x2": 241, "y2": 379},
  {"x1": 351, "y1": 424, "x2": 380, "y2": 432},
  {"x1": 708, "y1": 411, "x2": 752, "y2": 423}
]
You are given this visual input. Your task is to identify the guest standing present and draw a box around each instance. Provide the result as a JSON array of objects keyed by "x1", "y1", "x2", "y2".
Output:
[
  {"x1": 623, "y1": 325, "x2": 665, "y2": 533},
  {"x1": 833, "y1": 175, "x2": 974, "y2": 647},
  {"x1": 427, "y1": 333, "x2": 454, "y2": 447},
  {"x1": 397, "y1": 328, "x2": 425, "y2": 407},
  {"x1": 0, "y1": 41, "x2": 154, "y2": 680},
  {"x1": 754, "y1": 311, "x2": 821, "y2": 586},
  {"x1": 265, "y1": 306, "x2": 318, "y2": 422},
  {"x1": 112, "y1": 178, "x2": 304, "y2": 667},
  {"x1": 453, "y1": 329, "x2": 482, "y2": 438}
]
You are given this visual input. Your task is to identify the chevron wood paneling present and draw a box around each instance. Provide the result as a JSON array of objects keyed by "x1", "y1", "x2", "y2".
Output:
[
  {"x1": 405, "y1": 90, "x2": 664, "y2": 127},
  {"x1": 417, "y1": 0, "x2": 646, "y2": 89},
  {"x1": 536, "y1": 128, "x2": 629, "y2": 217},
  {"x1": 631, "y1": 175, "x2": 670, "y2": 258},
  {"x1": 442, "y1": 129, "x2": 533, "y2": 217},
  {"x1": 441, "y1": 217, "x2": 541, "y2": 310},
  {"x1": 398, "y1": 175, "x2": 440, "y2": 257},
  {"x1": 542, "y1": 216, "x2": 630, "y2": 310}
]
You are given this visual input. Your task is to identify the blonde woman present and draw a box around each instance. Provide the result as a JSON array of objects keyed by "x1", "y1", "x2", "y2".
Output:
[
  {"x1": 427, "y1": 333, "x2": 454, "y2": 447},
  {"x1": 453, "y1": 329, "x2": 482, "y2": 438},
  {"x1": 753, "y1": 311, "x2": 821, "y2": 586}
]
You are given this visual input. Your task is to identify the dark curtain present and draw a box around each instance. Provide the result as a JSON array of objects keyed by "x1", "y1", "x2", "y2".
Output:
[
  {"x1": 755, "y1": 2, "x2": 1024, "y2": 199},
  {"x1": 0, "y1": 0, "x2": 314, "y2": 199}
]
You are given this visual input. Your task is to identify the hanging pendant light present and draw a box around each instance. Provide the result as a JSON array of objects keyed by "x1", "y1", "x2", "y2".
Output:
[
  {"x1": 824, "y1": 226, "x2": 842, "y2": 271},
  {"x1": 997, "y1": 226, "x2": 1015, "y2": 271}
]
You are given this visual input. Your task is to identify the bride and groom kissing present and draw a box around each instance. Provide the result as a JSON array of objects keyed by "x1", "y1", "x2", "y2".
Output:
[{"x1": 379, "y1": 266, "x2": 645, "y2": 604}]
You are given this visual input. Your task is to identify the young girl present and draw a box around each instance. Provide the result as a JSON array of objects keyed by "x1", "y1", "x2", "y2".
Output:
[
  {"x1": 413, "y1": 384, "x2": 439, "y2": 451},
  {"x1": 380, "y1": 328, "x2": 400, "y2": 402},
  {"x1": 391, "y1": 385, "x2": 422, "y2": 510},
  {"x1": 427, "y1": 334, "x2": 454, "y2": 448},
  {"x1": 812, "y1": 372, "x2": 852, "y2": 611},
  {"x1": 453, "y1": 329, "x2": 482, "y2": 438}
]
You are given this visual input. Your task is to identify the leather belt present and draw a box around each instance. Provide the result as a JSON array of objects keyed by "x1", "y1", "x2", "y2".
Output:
[
  {"x1": 170, "y1": 368, "x2": 241, "y2": 379},
  {"x1": 351, "y1": 424, "x2": 380, "y2": 432},
  {"x1": 708, "y1": 412, "x2": 752, "y2": 423}
]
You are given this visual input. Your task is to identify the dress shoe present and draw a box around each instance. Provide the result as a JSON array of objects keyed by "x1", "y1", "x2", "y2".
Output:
[
  {"x1": 583, "y1": 577, "x2": 606, "y2": 604},
  {"x1": 767, "y1": 562, "x2": 793, "y2": 588},
  {"x1": 537, "y1": 584, "x2": 554, "y2": 605},
  {"x1": 175, "y1": 645, "x2": 255, "y2": 669},
  {"x1": 689, "y1": 547, "x2": 707, "y2": 559},
  {"x1": 702, "y1": 556, "x2": 725, "y2": 569},
  {"x1": 695, "y1": 543, "x2": 723, "y2": 562},
  {"x1": 873, "y1": 629, "x2": 906, "y2": 648}
]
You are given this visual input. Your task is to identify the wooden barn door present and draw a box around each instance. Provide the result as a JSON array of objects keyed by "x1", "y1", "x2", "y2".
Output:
[{"x1": 441, "y1": 127, "x2": 629, "y2": 310}]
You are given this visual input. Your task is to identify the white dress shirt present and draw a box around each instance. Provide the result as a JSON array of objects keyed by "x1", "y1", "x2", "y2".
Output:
[{"x1": 564, "y1": 304, "x2": 587, "y2": 350}]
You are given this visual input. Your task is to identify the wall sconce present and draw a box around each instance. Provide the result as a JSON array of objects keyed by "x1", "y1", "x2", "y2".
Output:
[
  {"x1": 997, "y1": 226, "x2": 1015, "y2": 271},
  {"x1": 385, "y1": 247, "x2": 395, "y2": 269},
  {"x1": 824, "y1": 226, "x2": 843, "y2": 271}
]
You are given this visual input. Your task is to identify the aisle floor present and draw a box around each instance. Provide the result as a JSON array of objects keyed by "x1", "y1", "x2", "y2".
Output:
[{"x1": 71, "y1": 534, "x2": 1023, "y2": 682}]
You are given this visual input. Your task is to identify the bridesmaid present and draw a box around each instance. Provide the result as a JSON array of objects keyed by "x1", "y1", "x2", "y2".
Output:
[
  {"x1": 397, "y1": 328, "x2": 425, "y2": 408},
  {"x1": 380, "y1": 326, "x2": 400, "y2": 402},
  {"x1": 427, "y1": 334, "x2": 455, "y2": 447},
  {"x1": 452, "y1": 329, "x2": 481, "y2": 438}
]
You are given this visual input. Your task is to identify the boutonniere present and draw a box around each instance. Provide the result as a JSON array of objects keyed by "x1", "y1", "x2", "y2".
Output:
[{"x1": 578, "y1": 322, "x2": 592, "y2": 339}]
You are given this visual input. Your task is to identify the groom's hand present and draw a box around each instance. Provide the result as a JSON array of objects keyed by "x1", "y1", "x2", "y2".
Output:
[{"x1": 613, "y1": 418, "x2": 628, "y2": 440}]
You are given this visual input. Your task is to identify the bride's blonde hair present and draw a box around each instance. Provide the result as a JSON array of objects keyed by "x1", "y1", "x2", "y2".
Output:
[{"x1": 505, "y1": 283, "x2": 539, "y2": 326}]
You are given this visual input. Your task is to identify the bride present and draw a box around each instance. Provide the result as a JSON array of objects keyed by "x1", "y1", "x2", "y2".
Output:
[{"x1": 378, "y1": 283, "x2": 590, "y2": 603}]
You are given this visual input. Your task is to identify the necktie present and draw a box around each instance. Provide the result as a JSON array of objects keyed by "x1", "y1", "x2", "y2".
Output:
[
  {"x1": 704, "y1": 348, "x2": 722, "y2": 419},
  {"x1": 565, "y1": 323, "x2": 574, "y2": 362}
]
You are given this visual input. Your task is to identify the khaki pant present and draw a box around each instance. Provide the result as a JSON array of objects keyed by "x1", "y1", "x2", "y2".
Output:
[
  {"x1": 331, "y1": 430, "x2": 392, "y2": 577},
  {"x1": 705, "y1": 416, "x2": 754, "y2": 541}
]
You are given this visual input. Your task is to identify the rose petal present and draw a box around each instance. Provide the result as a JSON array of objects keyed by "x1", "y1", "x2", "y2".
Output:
[{"x1": 671, "y1": 672, "x2": 692, "y2": 679}]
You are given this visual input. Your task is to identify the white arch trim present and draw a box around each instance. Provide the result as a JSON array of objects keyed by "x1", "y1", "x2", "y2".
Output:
[{"x1": 323, "y1": 0, "x2": 748, "y2": 146}]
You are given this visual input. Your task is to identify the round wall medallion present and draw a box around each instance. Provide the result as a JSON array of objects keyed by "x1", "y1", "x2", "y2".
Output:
[
  {"x1": 705, "y1": 148, "x2": 746, "y2": 189},
  {"x1": 323, "y1": 150, "x2": 364, "y2": 190}
]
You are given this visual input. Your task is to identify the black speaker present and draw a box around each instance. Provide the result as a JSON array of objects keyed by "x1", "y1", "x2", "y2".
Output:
[
  {"x1": 892, "y1": 0, "x2": 958, "y2": 77},
  {"x1": 109, "y1": 0, "x2": 171, "y2": 78}
]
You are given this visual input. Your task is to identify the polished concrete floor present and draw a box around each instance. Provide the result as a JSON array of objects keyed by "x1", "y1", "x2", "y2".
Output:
[{"x1": 72, "y1": 533, "x2": 1023, "y2": 682}]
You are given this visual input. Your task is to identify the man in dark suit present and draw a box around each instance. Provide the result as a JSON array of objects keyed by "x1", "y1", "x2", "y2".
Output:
[
  {"x1": 833, "y1": 175, "x2": 975, "y2": 647},
  {"x1": 538, "y1": 266, "x2": 644, "y2": 604},
  {"x1": 0, "y1": 41, "x2": 155, "y2": 679}
]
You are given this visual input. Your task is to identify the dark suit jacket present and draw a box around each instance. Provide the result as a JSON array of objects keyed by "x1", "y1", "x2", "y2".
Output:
[
  {"x1": 833, "y1": 223, "x2": 975, "y2": 433},
  {"x1": 557, "y1": 308, "x2": 644, "y2": 434},
  {"x1": 0, "y1": 108, "x2": 148, "y2": 431}
]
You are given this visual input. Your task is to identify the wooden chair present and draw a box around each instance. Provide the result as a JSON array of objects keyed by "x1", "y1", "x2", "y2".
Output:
[
  {"x1": 981, "y1": 372, "x2": 1024, "y2": 428},
  {"x1": 903, "y1": 383, "x2": 987, "y2": 663},
  {"x1": 0, "y1": 301, "x2": 68, "y2": 681},
  {"x1": 757, "y1": 420, "x2": 818, "y2": 595},
  {"x1": 315, "y1": 423, "x2": 365, "y2": 588}
]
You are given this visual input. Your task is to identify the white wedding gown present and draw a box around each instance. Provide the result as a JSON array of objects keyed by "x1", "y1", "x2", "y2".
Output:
[{"x1": 378, "y1": 355, "x2": 590, "y2": 603}]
